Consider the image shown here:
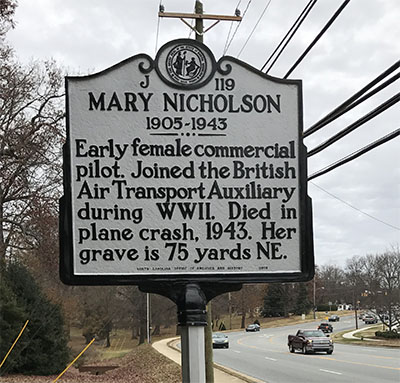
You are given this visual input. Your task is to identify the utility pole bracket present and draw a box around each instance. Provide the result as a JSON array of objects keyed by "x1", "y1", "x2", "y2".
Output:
[{"x1": 158, "y1": 2, "x2": 242, "y2": 42}]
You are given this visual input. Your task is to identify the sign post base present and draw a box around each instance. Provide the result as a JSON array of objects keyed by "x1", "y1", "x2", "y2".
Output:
[{"x1": 140, "y1": 282, "x2": 241, "y2": 383}]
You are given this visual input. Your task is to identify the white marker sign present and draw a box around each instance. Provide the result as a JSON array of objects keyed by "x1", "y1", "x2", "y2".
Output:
[{"x1": 60, "y1": 39, "x2": 314, "y2": 285}]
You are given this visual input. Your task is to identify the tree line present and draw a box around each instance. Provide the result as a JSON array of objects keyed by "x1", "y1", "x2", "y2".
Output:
[{"x1": 260, "y1": 247, "x2": 400, "y2": 332}]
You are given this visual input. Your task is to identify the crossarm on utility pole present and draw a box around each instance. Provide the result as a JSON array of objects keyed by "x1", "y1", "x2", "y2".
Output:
[
  {"x1": 158, "y1": 12, "x2": 241, "y2": 22},
  {"x1": 158, "y1": 1, "x2": 241, "y2": 43}
]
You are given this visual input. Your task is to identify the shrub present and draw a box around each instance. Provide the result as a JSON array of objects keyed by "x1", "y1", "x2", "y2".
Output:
[
  {"x1": 1, "y1": 262, "x2": 69, "y2": 375},
  {"x1": 375, "y1": 330, "x2": 400, "y2": 339},
  {"x1": 316, "y1": 304, "x2": 338, "y2": 312}
]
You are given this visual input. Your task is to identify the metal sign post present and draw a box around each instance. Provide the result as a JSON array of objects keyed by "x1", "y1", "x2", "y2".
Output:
[
  {"x1": 139, "y1": 282, "x2": 241, "y2": 383},
  {"x1": 181, "y1": 326, "x2": 205, "y2": 382}
]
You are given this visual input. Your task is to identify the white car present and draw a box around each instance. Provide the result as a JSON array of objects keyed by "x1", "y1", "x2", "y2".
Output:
[
  {"x1": 212, "y1": 333, "x2": 229, "y2": 349},
  {"x1": 246, "y1": 324, "x2": 260, "y2": 332}
]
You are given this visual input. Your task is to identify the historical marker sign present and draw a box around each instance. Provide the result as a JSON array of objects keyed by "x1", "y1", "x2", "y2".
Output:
[{"x1": 60, "y1": 39, "x2": 314, "y2": 285}]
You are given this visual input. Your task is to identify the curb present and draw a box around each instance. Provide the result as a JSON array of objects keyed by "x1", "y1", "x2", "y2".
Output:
[
  {"x1": 342, "y1": 326, "x2": 380, "y2": 341},
  {"x1": 166, "y1": 337, "x2": 265, "y2": 383}
]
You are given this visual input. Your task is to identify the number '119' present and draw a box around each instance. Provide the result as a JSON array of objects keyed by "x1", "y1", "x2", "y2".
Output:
[{"x1": 215, "y1": 78, "x2": 235, "y2": 91}]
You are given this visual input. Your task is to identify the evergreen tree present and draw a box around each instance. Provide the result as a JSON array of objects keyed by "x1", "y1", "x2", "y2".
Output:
[
  {"x1": 1, "y1": 262, "x2": 69, "y2": 375},
  {"x1": 261, "y1": 284, "x2": 289, "y2": 317},
  {"x1": 0, "y1": 275, "x2": 27, "y2": 372},
  {"x1": 293, "y1": 283, "x2": 313, "y2": 315}
]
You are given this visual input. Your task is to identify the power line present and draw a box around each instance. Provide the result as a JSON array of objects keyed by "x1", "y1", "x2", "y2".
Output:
[
  {"x1": 284, "y1": 0, "x2": 351, "y2": 79},
  {"x1": 305, "y1": 72, "x2": 400, "y2": 138},
  {"x1": 188, "y1": 2, "x2": 197, "y2": 39},
  {"x1": 224, "y1": 0, "x2": 253, "y2": 55},
  {"x1": 309, "y1": 180, "x2": 400, "y2": 231},
  {"x1": 223, "y1": 1, "x2": 241, "y2": 55},
  {"x1": 237, "y1": 0, "x2": 273, "y2": 58},
  {"x1": 261, "y1": 0, "x2": 317, "y2": 73},
  {"x1": 304, "y1": 60, "x2": 400, "y2": 137},
  {"x1": 223, "y1": 17, "x2": 235, "y2": 54},
  {"x1": 155, "y1": 1, "x2": 163, "y2": 54},
  {"x1": 307, "y1": 92, "x2": 400, "y2": 157},
  {"x1": 308, "y1": 128, "x2": 400, "y2": 182}
]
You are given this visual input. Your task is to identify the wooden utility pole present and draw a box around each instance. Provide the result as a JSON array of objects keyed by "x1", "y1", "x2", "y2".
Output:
[
  {"x1": 195, "y1": 0, "x2": 204, "y2": 43},
  {"x1": 205, "y1": 302, "x2": 214, "y2": 383},
  {"x1": 158, "y1": 0, "x2": 242, "y2": 43},
  {"x1": 157, "y1": 3, "x2": 241, "y2": 382}
]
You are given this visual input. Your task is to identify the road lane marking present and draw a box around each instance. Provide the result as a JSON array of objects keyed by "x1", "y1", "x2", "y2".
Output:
[
  {"x1": 233, "y1": 350, "x2": 241, "y2": 354},
  {"x1": 371, "y1": 355, "x2": 399, "y2": 360},
  {"x1": 265, "y1": 357, "x2": 277, "y2": 361},
  {"x1": 238, "y1": 336, "x2": 400, "y2": 370},
  {"x1": 320, "y1": 369, "x2": 342, "y2": 375},
  {"x1": 317, "y1": 356, "x2": 400, "y2": 371}
]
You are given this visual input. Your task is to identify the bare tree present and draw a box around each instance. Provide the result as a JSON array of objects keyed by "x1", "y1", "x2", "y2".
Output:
[
  {"x1": 317, "y1": 264, "x2": 348, "y2": 305},
  {"x1": 0, "y1": 49, "x2": 65, "y2": 266},
  {"x1": 346, "y1": 246, "x2": 400, "y2": 330},
  {"x1": 0, "y1": 0, "x2": 16, "y2": 39},
  {"x1": 232, "y1": 284, "x2": 264, "y2": 327},
  {"x1": 367, "y1": 247, "x2": 400, "y2": 329}
]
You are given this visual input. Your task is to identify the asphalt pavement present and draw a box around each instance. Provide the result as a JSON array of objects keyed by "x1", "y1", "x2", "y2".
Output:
[
  {"x1": 152, "y1": 337, "x2": 264, "y2": 383},
  {"x1": 153, "y1": 318, "x2": 399, "y2": 383}
]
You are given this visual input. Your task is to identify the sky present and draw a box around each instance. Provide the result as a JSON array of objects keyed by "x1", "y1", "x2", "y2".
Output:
[{"x1": 6, "y1": 0, "x2": 400, "y2": 268}]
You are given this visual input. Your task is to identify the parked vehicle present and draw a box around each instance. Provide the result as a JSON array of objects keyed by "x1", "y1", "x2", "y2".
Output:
[
  {"x1": 328, "y1": 315, "x2": 340, "y2": 322},
  {"x1": 318, "y1": 322, "x2": 333, "y2": 333},
  {"x1": 246, "y1": 324, "x2": 260, "y2": 332},
  {"x1": 288, "y1": 330, "x2": 334, "y2": 354},
  {"x1": 363, "y1": 315, "x2": 378, "y2": 324},
  {"x1": 212, "y1": 333, "x2": 229, "y2": 349}
]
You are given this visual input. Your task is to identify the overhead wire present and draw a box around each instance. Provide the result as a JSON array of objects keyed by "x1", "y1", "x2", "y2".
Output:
[
  {"x1": 237, "y1": 0, "x2": 274, "y2": 58},
  {"x1": 307, "y1": 92, "x2": 400, "y2": 157},
  {"x1": 224, "y1": 0, "x2": 253, "y2": 55},
  {"x1": 304, "y1": 60, "x2": 400, "y2": 137},
  {"x1": 223, "y1": 0, "x2": 242, "y2": 55},
  {"x1": 284, "y1": 0, "x2": 351, "y2": 79},
  {"x1": 188, "y1": 2, "x2": 196, "y2": 38},
  {"x1": 308, "y1": 128, "x2": 400, "y2": 183},
  {"x1": 306, "y1": 73, "x2": 400, "y2": 138},
  {"x1": 261, "y1": 0, "x2": 317, "y2": 73},
  {"x1": 309, "y1": 180, "x2": 400, "y2": 231},
  {"x1": 155, "y1": 1, "x2": 163, "y2": 54}
]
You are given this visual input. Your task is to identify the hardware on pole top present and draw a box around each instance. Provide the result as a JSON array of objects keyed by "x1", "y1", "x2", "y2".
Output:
[{"x1": 158, "y1": 1, "x2": 242, "y2": 42}]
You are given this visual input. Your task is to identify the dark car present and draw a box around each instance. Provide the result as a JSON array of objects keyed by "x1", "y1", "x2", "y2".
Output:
[
  {"x1": 246, "y1": 324, "x2": 260, "y2": 332},
  {"x1": 328, "y1": 315, "x2": 340, "y2": 322},
  {"x1": 212, "y1": 333, "x2": 229, "y2": 348},
  {"x1": 318, "y1": 322, "x2": 333, "y2": 333}
]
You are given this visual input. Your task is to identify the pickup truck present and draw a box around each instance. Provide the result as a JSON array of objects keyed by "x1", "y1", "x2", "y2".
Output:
[
  {"x1": 288, "y1": 329, "x2": 334, "y2": 354},
  {"x1": 318, "y1": 322, "x2": 333, "y2": 333}
]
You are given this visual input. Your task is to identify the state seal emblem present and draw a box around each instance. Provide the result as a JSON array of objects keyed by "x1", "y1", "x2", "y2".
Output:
[
  {"x1": 155, "y1": 39, "x2": 216, "y2": 89},
  {"x1": 166, "y1": 44, "x2": 207, "y2": 85}
]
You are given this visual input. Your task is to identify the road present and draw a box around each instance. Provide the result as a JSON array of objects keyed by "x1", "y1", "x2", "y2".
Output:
[{"x1": 213, "y1": 316, "x2": 400, "y2": 383}]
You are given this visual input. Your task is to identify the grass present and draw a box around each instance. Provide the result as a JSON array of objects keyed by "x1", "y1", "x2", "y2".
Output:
[
  {"x1": 332, "y1": 324, "x2": 400, "y2": 348},
  {"x1": 68, "y1": 326, "x2": 178, "y2": 365}
]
